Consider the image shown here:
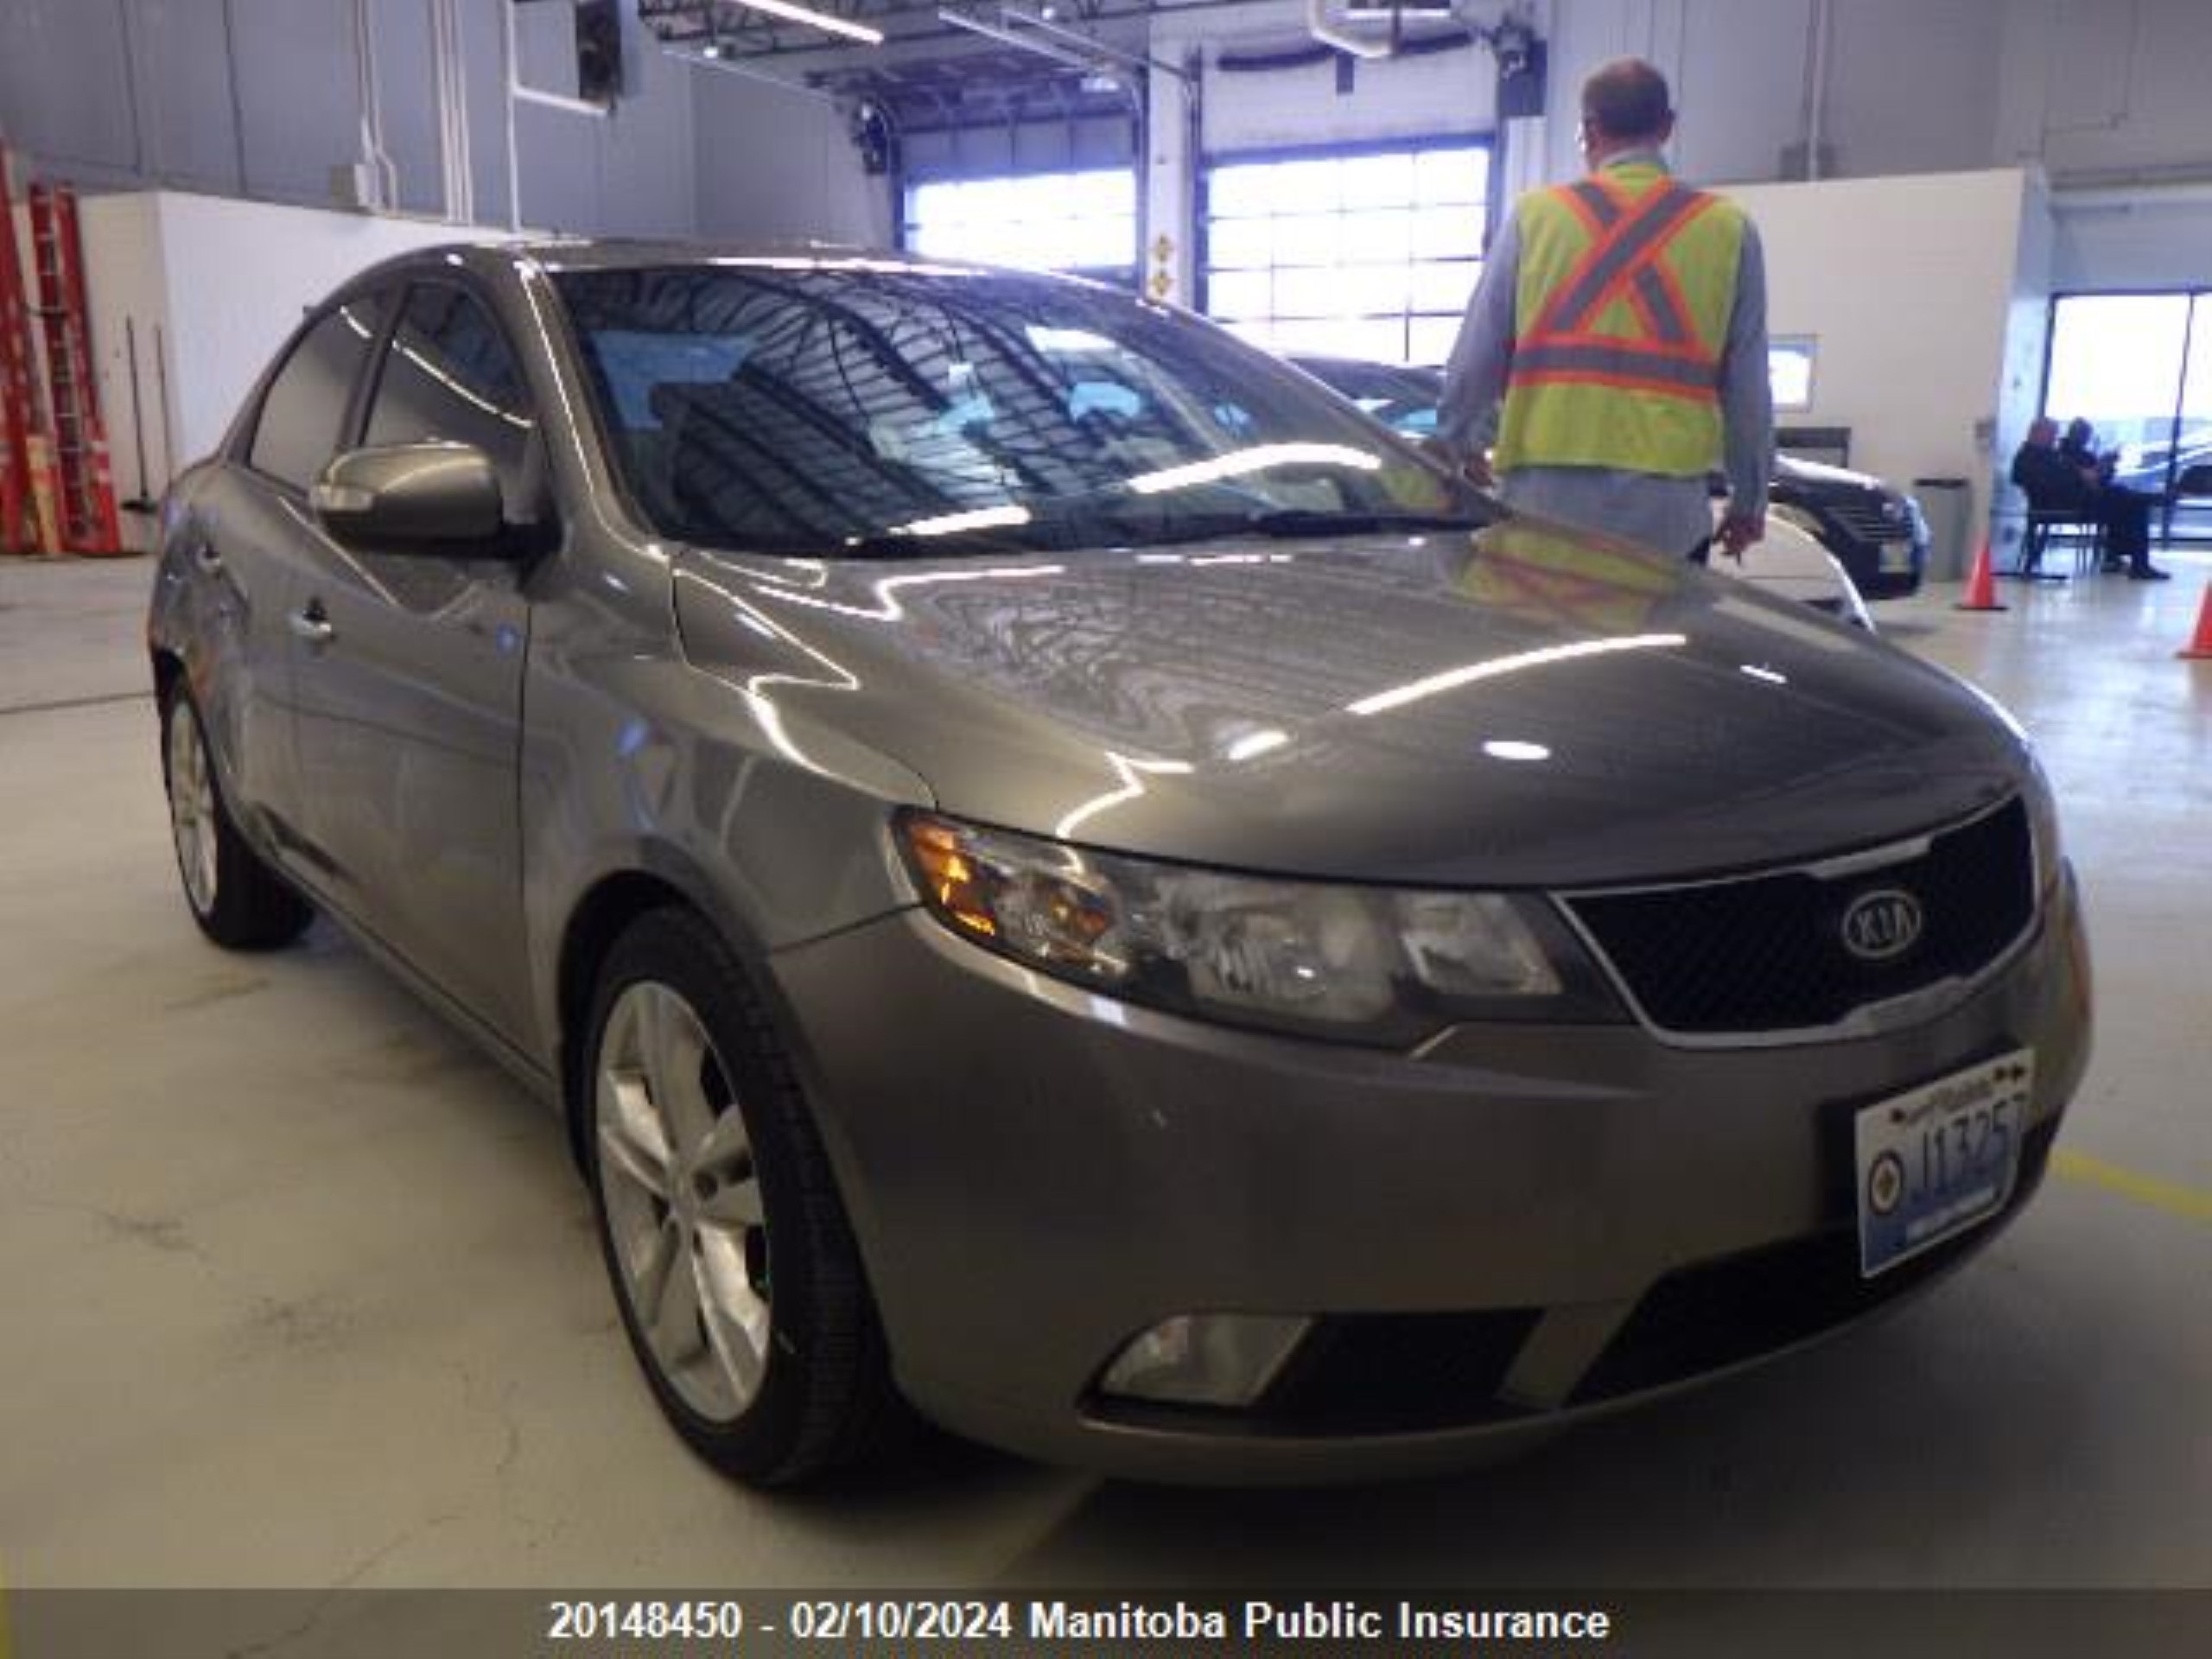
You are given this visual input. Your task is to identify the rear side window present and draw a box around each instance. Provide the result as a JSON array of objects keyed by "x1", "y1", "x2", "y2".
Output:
[
  {"x1": 364, "y1": 284, "x2": 537, "y2": 505},
  {"x1": 248, "y1": 296, "x2": 386, "y2": 492}
]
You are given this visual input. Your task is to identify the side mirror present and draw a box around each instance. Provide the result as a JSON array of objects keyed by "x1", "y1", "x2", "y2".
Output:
[{"x1": 311, "y1": 442, "x2": 507, "y2": 553}]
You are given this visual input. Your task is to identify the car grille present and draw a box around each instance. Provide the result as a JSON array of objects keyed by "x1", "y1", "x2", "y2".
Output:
[
  {"x1": 1819, "y1": 492, "x2": 1911, "y2": 544},
  {"x1": 1562, "y1": 798, "x2": 2036, "y2": 1037}
]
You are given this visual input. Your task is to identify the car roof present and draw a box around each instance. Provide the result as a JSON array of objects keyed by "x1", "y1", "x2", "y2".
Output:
[{"x1": 357, "y1": 238, "x2": 1076, "y2": 285}]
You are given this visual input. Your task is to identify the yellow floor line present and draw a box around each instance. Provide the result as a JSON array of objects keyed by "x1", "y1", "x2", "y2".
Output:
[{"x1": 2052, "y1": 1147, "x2": 2212, "y2": 1228}]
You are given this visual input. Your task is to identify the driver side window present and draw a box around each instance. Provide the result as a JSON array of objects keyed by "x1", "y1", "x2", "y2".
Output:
[
  {"x1": 363, "y1": 284, "x2": 539, "y2": 509},
  {"x1": 247, "y1": 294, "x2": 388, "y2": 493}
]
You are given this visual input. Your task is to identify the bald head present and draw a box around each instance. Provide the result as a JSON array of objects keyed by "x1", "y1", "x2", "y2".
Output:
[
  {"x1": 2028, "y1": 417, "x2": 2058, "y2": 447},
  {"x1": 1581, "y1": 57, "x2": 1675, "y2": 155}
]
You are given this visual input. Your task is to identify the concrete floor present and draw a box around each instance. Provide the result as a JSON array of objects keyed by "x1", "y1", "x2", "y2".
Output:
[{"x1": 2, "y1": 550, "x2": 2208, "y2": 1592}]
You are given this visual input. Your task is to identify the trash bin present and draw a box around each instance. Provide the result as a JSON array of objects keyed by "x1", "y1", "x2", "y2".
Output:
[{"x1": 1913, "y1": 477, "x2": 1971, "y2": 582}]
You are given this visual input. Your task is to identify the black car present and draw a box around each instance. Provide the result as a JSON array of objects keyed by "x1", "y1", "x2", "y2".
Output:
[
  {"x1": 1766, "y1": 454, "x2": 1928, "y2": 599},
  {"x1": 1293, "y1": 356, "x2": 1929, "y2": 598}
]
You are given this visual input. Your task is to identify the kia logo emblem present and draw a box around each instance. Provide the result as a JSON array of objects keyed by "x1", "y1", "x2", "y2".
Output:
[{"x1": 1840, "y1": 888, "x2": 1924, "y2": 963}]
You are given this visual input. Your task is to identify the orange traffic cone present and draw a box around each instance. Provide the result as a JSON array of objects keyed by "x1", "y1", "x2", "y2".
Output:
[
  {"x1": 2179, "y1": 578, "x2": 2212, "y2": 660},
  {"x1": 1955, "y1": 536, "x2": 2008, "y2": 612}
]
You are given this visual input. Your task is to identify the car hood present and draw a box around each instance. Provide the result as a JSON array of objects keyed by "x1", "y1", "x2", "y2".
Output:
[
  {"x1": 674, "y1": 517, "x2": 2024, "y2": 887},
  {"x1": 1776, "y1": 454, "x2": 1891, "y2": 493}
]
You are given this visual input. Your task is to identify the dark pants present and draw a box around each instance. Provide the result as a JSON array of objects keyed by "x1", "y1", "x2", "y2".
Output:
[{"x1": 2092, "y1": 486, "x2": 2152, "y2": 566}]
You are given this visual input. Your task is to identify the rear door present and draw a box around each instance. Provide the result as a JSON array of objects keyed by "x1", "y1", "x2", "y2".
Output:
[{"x1": 288, "y1": 280, "x2": 543, "y2": 1046}]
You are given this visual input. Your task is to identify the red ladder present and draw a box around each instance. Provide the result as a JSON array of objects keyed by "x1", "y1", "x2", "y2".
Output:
[
  {"x1": 0, "y1": 147, "x2": 48, "y2": 554},
  {"x1": 28, "y1": 181, "x2": 123, "y2": 555}
]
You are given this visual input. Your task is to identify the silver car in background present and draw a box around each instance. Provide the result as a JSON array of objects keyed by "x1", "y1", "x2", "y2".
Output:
[{"x1": 151, "y1": 244, "x2": 2091, "y2": 1486}]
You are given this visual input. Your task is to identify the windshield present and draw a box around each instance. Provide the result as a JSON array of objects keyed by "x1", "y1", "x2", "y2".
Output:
[
  {"x1": 1299, "y1": 359, "x2": 1446, "y2": 440},
  {"x1": 553, "y1": 262, "x2": 1487, "y2": 557}
]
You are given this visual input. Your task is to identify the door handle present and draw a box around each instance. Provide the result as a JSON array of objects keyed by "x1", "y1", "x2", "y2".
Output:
[{"x1": 289, "y1": 602, "x2": 336, "y2": 646}]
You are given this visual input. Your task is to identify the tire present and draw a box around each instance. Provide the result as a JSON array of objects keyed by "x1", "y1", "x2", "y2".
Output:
[
  {"x1": 161, "y1": 687, "x2": 313, "y2": 950},
  {"x1": 582, "y1": 906, "x2": 900, "y2": 1487}
]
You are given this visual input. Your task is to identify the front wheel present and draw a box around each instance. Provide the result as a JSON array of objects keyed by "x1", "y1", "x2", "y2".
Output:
[
  {"x1": 161, "y1": 688, "x2": 312, "y2": 950},
  {"x1": 582, "y1": 907, "x2": 899, "y2": 1486}
]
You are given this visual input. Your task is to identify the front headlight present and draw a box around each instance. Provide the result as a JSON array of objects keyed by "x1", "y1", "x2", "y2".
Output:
[
  {"x1": 1904, "y1": 494, "x2": 1930, "y2": 545},
  {"x1": 896, "y1": 811, "x2": 1623, "y2": 1046}
]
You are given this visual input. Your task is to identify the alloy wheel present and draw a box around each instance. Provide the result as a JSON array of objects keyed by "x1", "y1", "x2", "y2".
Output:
[
  {"x1": 594, "y1": 980, "x2": 772, "y2": 1424},
  {"x1": 166, "y1": 702, "x2": 219, "y2": 918}
]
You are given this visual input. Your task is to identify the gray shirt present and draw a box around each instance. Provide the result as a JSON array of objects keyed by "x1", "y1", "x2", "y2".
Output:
[{"x1": 1434, "y1": 153, "x2": 1772, "y2": 558}]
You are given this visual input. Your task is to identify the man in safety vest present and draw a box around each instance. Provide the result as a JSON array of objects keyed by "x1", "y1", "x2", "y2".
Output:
[{"x1": 1433, "y1": 56, "x2": 1772, "y2": 563}]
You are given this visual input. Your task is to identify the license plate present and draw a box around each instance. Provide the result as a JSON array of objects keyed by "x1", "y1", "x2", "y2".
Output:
[
  {"x1": 1878, "y1": 541, "x2": 1916, "y2": 572},
  {"x1": 1854, "y1": 1050, "x2": 2032, "y2": 1277}
]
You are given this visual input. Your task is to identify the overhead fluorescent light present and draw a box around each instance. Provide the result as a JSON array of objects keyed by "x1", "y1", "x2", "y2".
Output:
[{"x1": 728, "y1": 0, "x2": 885, "y2": 47}]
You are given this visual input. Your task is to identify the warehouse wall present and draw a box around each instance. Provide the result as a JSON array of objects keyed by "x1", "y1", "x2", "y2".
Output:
[
  {"x1": 67, "y1": 191, "x2": 505, "y2": 505},
  {"x1": 2050, "y1": 194, "x2": 2212, "y2": 291},
  {"x1": 1508, "y1": 0, "x2": 2017, "y2": 188},
  {"x1": 690, "y1": 71, "x2": 888, "y2": 245},
  {"x1": 0, "y1": 0, "x2": 697, "y2": 236}
]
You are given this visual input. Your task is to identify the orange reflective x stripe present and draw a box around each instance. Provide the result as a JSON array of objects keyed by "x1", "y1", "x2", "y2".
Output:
[
  {"x1": 1562, "y1": 179, "x2": 1699, "y2": 346},
  {"x1": 1513, "y1": 178, "x2": 1723, "y2": 403},
  {"x1": 1531, "y1": 181, "x2": 1713, "y2": 335}
]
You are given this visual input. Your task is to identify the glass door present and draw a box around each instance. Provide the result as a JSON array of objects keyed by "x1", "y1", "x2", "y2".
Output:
[
  {"x1": 2044, "y1": 290, "x2": 2210, "y2": 544},
  {"x1": 2172, "y1": 297, "x2": 2212, "y2": 541}
]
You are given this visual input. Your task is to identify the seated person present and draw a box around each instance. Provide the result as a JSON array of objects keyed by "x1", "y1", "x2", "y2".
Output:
[
  {"x1": 2011, "y1": 417, "x2": 2165, "y2": 581},
  {"x1": 2059, "y1": 416, "x2": 2116, "y2": 486}
]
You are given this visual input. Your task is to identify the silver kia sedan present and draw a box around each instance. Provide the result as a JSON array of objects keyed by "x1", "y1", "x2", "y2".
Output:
[{"x1": 150, "y1": 242, "x2": 2091, "y2": 1487}]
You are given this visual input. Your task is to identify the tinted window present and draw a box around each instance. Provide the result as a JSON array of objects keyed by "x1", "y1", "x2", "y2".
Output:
[
  {"x1": 248, "y1": 295, "x2": 386, "y2": 491},
  {"x1": 556, "y1": 263, "x2": 1484, "y2": 557},
  {"x1": 364, "y1": 284, "x2": 537, "y2": 504}
]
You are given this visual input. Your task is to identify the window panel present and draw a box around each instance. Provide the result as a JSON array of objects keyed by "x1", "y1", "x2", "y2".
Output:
[
  {"x1": 1408, "y1": 315, "x2": 1463, "y2": 368},
  {"x1": 1338, "y1": 207, "x2": 1412, "y2": 264},
  {"x1": 1201, "y1": 141, "x2": 1489, "y2": 369},
  {"x1": 1207, "y1": 163, "x2": 1276, "y2": 219},
  {"x1": 1414, "y1": 147, "x2": 1487, "y2": 205},
  {"x1": 1207, "y1": 218, "x2": 1274, "y2": 270},
  {"x1": 1264, "y1": 157, "x2": 1344, "y2": 214},
  {"x1": 1270, "y1": 213, "x2": 1344, "y2": 268},
  {"x1": 1274, "y1": 265, "x2": 1348, "y2": 320},
  {"x1": 1207, "y1": 270, "x2": 1274, "y2": 322},
  {"x1": 903, "y1": 168, "x2": 1137, "y2": 275},
  {"x1": 1338, "y1": 264, "x2": 1414, "y2": 315},
  {"x1": 1338, "y1": 152, "x2": 1414, "y2": 209},
  {"x1": 1274, "y1": 316, "x2": 1407, "y2": 363},
  {"x1": 1411, "y1": 203, "x2": 1483, "y2": 259},
  {"x1": 249, "y1": 294, "x2": 388, "y2": 492},
  {"x1": 365, "y1": 285, "x2": 537, "y2": 503},
  {"x1": 1408, "y1": 260, "x2": 1481, "y2": 315}
]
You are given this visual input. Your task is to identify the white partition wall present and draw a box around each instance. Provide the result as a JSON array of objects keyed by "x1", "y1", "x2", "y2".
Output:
[
  {"x1": 1721, "y1": 168, "x2": 2053, "y2": 538},
  {"x1": 73, "y1": 192, "x2": 504, "y2": 546}
]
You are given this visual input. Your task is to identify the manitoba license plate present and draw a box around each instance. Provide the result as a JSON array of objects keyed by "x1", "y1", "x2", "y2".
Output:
[{"x1": 1854, "y1": 1050, "x2": 2032, "y2": 1277}]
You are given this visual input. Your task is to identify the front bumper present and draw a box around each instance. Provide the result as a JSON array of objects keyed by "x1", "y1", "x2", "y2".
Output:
[
  {"x1": 1845, "y1": 531, "x2": 1929, "y2": 599},
  {"x1": 768, "y1": 868, "x2": 2090, "y2": 1482}
]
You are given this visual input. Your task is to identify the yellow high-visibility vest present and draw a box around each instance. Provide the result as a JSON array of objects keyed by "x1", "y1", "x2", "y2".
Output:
[{"x1": 1495, "y1": 162, "x2": 1747, "y2": 478}]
